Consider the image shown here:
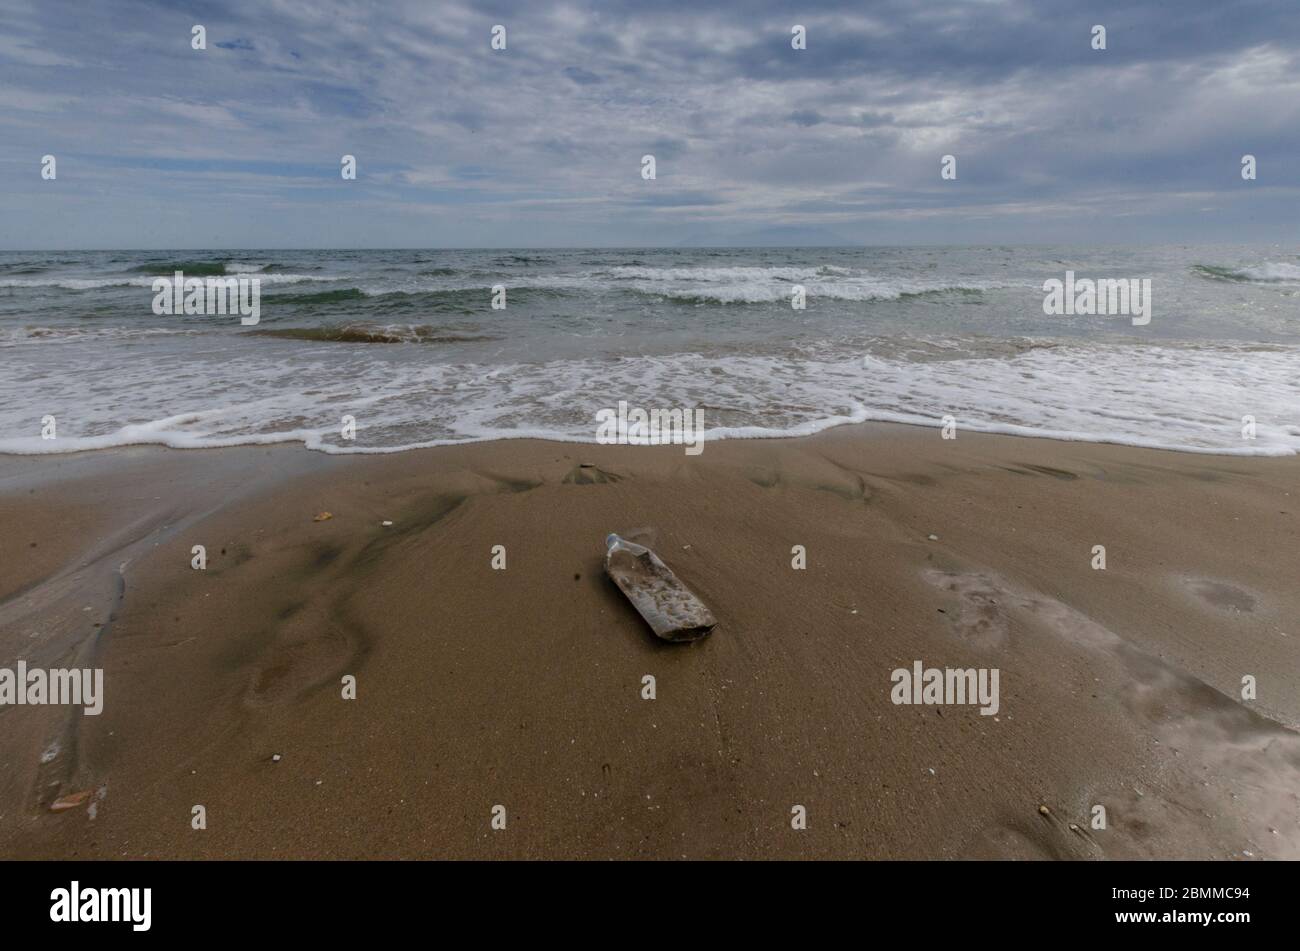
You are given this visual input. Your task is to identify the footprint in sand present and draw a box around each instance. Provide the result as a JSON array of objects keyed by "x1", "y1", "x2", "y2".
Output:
[
  {"x1": 926, "y1": 565, "x2": 1300, "y2": 858},
  {"x1": 244, "y1": 623, "x2": 356, "y2": 707},
  {"x1": 1180, "y1": 577, "x2": 1257, "y2": 614},
  {"x1": 563, "y1": 464, "x2": 622, "y2": 485}
]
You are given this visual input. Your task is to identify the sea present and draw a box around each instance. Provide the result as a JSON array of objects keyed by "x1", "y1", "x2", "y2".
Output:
[{"x1": 1, "y1": 245, "x2": 1297, "y2": 456}]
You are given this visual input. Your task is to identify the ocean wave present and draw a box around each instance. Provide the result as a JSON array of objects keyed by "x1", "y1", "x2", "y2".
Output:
[
  {"x1": 0, "y1": 277, "x2": 147, "y2": 290},
  {"x1": 246, "y1": 324, "x2": 501, "y2": 344},
  {"x1": 262, "y1": 262, "x2": 323, "y2": 273},
  {"x1": 127, "y1": 260, "x2": 329, "y2": 276},
  {"x1": 228, "y1": 273, "x2": 329, "y2": 285},
  {"x1": 1, "y1": 325, "x2": 206, "y2": 345},
  {"x1": 1192, "y1": 262, "x2": 1300, "y2": 284},
  {"x1": 595, "y1": 264, "x2": 1001, "y2": 303},
  {"x1": 603, "y1": 265, "x2": 825, "y2": 282},
  {"x1": 491, "y1": 254, "x2": 555, "y2": 265},
  {"x1": 353, "y1": 285, "x2": 567, "y2": 307},
  {"x1": 3, "y1": 340, "x2": 1296, "y2": 458},
  {"x1": 0, "y1": 273, "x2": 332, "y2": 290},
  {"x1": 630, "y1": 281, "x2": 993, "y2": 304},
  {"x1": 127, "y1": 260, "x2": 229, "y2": 276},
  {"x1": 271, "y1": 287, "x2": 367, "y2": 305}
]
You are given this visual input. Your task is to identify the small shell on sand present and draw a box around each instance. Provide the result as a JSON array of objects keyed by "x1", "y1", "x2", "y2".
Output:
[{"x1": 50, "y1": 790, "x2": 92, "y2": 812}]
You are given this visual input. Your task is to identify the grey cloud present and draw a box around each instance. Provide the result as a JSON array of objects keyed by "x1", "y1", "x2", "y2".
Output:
[{"x1": 0, "y1": 0, "x2": 1296, "y2": 247}]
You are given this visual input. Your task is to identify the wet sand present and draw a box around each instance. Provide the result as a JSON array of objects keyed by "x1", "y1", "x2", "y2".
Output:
[{"x1": 1, "y1": 423, "x2": 1298, "y2": 859}]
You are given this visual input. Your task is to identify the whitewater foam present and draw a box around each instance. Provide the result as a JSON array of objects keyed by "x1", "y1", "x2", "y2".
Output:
[
  {"x1": 1192, "y1": 261, "x2": 1300, "y2": 285},
  {"x1": 3, "y1": 246, "x2": 1296, "y2": 460},
  {"x1": 0, "y1": 273, "x2": 331, "y2": 290},
  {"x1": 2, "y1": 340, "x2": 1295, "y2": 457}
]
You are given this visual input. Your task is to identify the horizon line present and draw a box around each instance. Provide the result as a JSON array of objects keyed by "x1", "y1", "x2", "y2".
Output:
[{"x1": 2, "y1": 240, "x2": 1293, "y2": 253}]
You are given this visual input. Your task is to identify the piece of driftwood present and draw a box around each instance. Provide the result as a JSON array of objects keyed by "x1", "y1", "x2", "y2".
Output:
[{"x1": 604, "y1": 534, "x2": 717, "y2": 642}]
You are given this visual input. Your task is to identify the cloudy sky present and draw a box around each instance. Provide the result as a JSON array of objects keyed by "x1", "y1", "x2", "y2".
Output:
[{"x1": 2, "y1": 0, "x2": 1297, "y2": 248}]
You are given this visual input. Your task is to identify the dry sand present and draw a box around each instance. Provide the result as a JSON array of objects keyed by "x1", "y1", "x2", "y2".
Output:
[{"x1": 1, "y1": 423, "x2": 1297, "y2": 859}]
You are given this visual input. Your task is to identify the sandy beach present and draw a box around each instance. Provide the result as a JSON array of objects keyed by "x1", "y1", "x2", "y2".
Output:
[{"x1": 1, "y1": 423, "x2": 1296, "y2": 860}]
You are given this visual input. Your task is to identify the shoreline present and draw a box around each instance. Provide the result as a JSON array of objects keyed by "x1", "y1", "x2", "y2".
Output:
[
  {"x1": 2, "y1": 422, "x2": 1297, "y2": 859},
  {"x1": 2, "y1": 411, "x2": 1296, "y2": 461}
]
